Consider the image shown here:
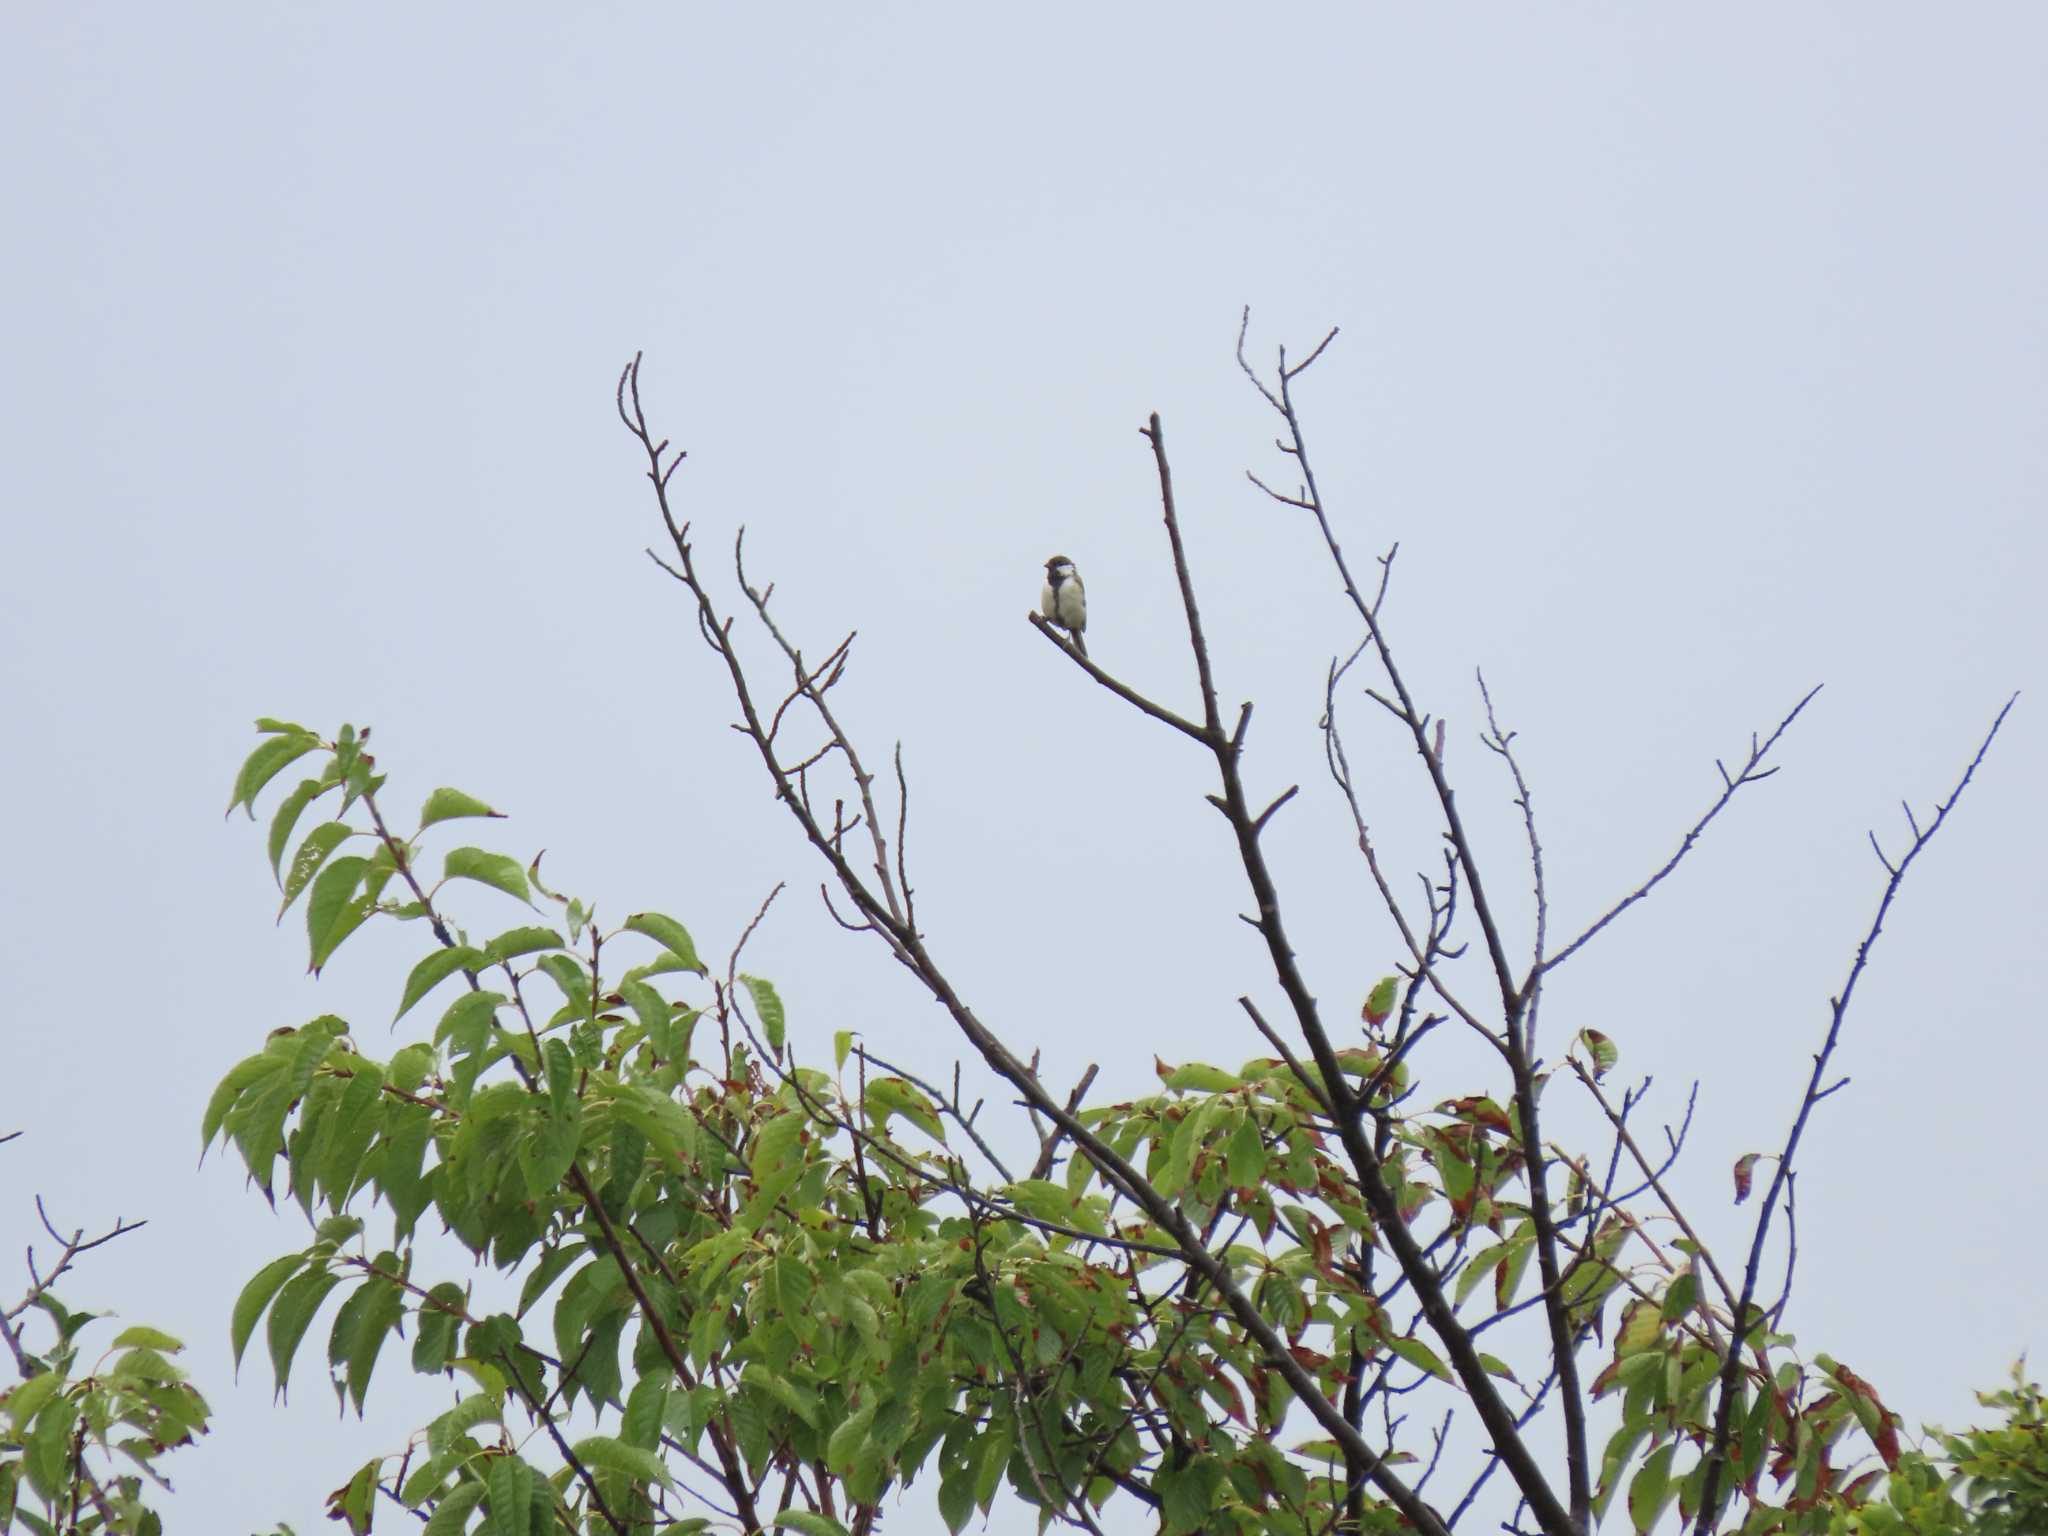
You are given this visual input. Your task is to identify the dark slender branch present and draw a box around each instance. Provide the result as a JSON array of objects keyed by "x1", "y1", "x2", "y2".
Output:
[
  {"x1": 1570, "y1": 1064, "x2": 1734, "y2": 1312},
  {"x1": 1693, "y1": 694, "x2": 2016, "y2": 1535},
  {"x1": 626, "y1": 360, "x2": 1464, "y2": 1536},
  {"x1": 1239, "y1": 318, "x2": 1590, "y2": 1531},
  {"x1": 1027, "y1": 611, "x2": 1209, "y2": 742},
  {"x1": 1140, "y1": 406, "x2": 1571, "y2": 1536},
  {"x1": 1028, "y1": 1064, "x2": 1101, "y2": 1181},
  {"x1": 1543, "y1": 687, "x2": 1822, "y2": 975}
]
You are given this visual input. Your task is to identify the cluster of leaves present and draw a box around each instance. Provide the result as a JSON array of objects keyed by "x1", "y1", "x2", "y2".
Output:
[
  {"x1": 211, "y1": 719, "x2": 1946, "y2": 1536},
  {"x1": 0, "y1": 1297, "x2": 209, "y2": 1534},
  {"x1": 1824, "y1": 1363, "x2": 2048, "y2": 1536}
]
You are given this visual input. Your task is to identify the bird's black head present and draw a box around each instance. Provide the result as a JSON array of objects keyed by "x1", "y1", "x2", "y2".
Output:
[{"x1": 1045, "y1": 554, "x2": 1073, "y2": 573}]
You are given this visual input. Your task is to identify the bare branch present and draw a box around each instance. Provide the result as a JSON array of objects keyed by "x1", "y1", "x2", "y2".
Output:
[
  {"x1": 1694, "y1": 693, "x2": 2017, "y2": 1535},
  {"x1": 1545, "y1": 686, "x2": 1822, "y2": 975}
]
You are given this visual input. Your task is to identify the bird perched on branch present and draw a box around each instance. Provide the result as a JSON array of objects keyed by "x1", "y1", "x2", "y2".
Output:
[{"x1": 1041, "y1": 555, "x2": 1087, "y2": 656}]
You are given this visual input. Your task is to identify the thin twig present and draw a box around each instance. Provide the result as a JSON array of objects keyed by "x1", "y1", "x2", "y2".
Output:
[{"x1": 1693, "y1": 694, "x2": 2016, "y2": 1535}]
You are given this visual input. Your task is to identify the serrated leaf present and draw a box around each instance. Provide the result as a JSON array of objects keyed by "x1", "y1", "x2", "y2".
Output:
[
  {"x1": 1157, "y1": 1059, "x2": 1242, "y2": 1093},
  {"x1": 267, "y1": 1265, "x2": 342, "y2": 1398},
  {"x1": 1628, "y1": 1442, "x2": 1676, "y2": 1534},
  {"x1": 340, "y1": 1272, "x2": 405, "y2": 1412},
  {"x1": 1577, "y1": 1028, "x2": 1618, "y2": 1079},
  {"x1": 864, "y1": 1077, "x2": 944, "y2": 1142},
  {"x1": 1225, "y1": 1113, "x2": 1268, "y2": 1187},
  {"x1": 412, "y1": 1285, "x2": 465, "y2": 1375},
  {"x1": 4, "y1": 1371, "x2": 63, "y2": 1432},
  {"x1": 534, "y1": 952, "x2": 591, "y2": 1011},
  {"x1": 231, "y1": 1254, "x2": 306, "y2": 1369},
  {"x1": 488, "y1": 1455, "x2": 534, "y2": 1536},
  {"x1": 617, "y1": 977, "x2": 677, "y2": 1060},
  {"x1": 624, "y1": 912, "x2": 705, "y2": 973},
  {"x1": 484, "y1": 926, "x2": 563, "y2": 963},
  {"x1": 1477, "y1": 1352, "x2": 1519, "y2": 1382},
  {"x1": 739, "y1": 975, "x2": 785, "y2": 1052},
  {"x1": 938, "y1": 1469, "x2": 974, "y2": 1535},
  {"x1": 421, "y1": 1479, "x2": 487, "y2": 1536},
  {"x1": 280, "y1": 822, "x2": 354, "y2": 915},
  {"x1": 772, "y1": 1514, "x2": 852, "y2": 1536},
  {"x1": 826, "y1": 1402, "x2": 876, "y2": 1476},
  {"x1": 397, "y1": 947, "x2": 485, "y2": 1021},
  {"x1": 436, "y1": 990, "x2": 504, "y2": 1054},
  {"x1": 268, "y1": 776, "x2": 334, "y2": 880},
  {"x1": 306, "y1": 855, "x2": 371, "y2": 969},
  {"x1": 1661, "y1": 1271, "x2": 1700, "y2": 1322},
  {"x1": 1387, "y1": 1334, "x2": 1452, "y2": 1382},
  {"x1": 230, "y1": 731, "x2": 320, "y2": 818},
  {"x1": 569, "y1": 1436, "x2": 674, "y2": 1488},
  {"x1": 443, "y1": 847, "x2": 531, "y2": 904},
  {"x1": 1363, "y1": 975, "x2": 1399, "y2": 1026},
  {"x1": 420, "y1": 788, "x2": 503, "y2": 830}
]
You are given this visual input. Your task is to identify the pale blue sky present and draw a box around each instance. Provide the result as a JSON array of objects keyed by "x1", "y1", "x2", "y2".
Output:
[{"x1": 4, "y1": 7, "x2": 2044, "y2": 1532}]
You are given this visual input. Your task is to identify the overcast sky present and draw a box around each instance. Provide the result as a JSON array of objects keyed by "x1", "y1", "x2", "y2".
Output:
[{"x1": 5, "y1": 7, "x2": 2044, "y2": 1533}]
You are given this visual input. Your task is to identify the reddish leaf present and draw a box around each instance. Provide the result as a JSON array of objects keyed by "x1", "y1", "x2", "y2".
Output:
[
  {"x1": 1363, "y1": 976, "x2": 1399, "y2": 1027},
  {"x1": 1733, "y1": 1153, "x2": 1761, "y2": 1204}
]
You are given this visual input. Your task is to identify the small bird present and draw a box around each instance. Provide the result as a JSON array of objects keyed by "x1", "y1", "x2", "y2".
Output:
[{"x1": 1041, "y1": 555, "x2": 1087, "y2": 656}]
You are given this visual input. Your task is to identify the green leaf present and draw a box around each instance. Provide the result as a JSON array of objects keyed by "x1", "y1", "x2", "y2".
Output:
[
  {"x1": 618, "y1": 978, "x2": 677, "y2": 1058},
  {"x1": 230, "y1": 731, "x2": 320, "y2": 818},
  {"x1": 1628, "y1": 1442, "x2": 1676, "y2": 1534},
  {"x1": 1661, "y1": 1271, "x2": 1700, "y2": 1323},
  {"x1": 972, "y1": 1414, "x2": 1013, "y2": 1509},
  {"x1": 834, "y1": 1029, "x2": 854, "y2": 1071},
  {"x1": 864, "y1": 1077, "x2": 944, "y2": 1142},
  {"x1": 280, "y1": 822, "x2": 354, "y2": 915},
  {"x1": 231, "y1": 1254, "x2": 305, "y2": 1369},
  {"x1": 443, "y1": 847, "x2": 532, "y2": 905},
  {"x1": 306, "y1": 855, "x2": 371, "y2": 969},
  {"x1": 771, "y1": 1515, "x2": 852, "y2": 1536},
  {"x1": 1576, "y1": 1028, "x2": 1619, "y2": 1079},
  {"x1": 1225, "y1": 1113, "x2": 1268, "y2": 1187},
  {"x1": 520, "y1": 1100, "x2": 583, "y2": 1201},
  {"x1": 3, "y1": 1370, "x2": 63, "y2": 1433},
  {"x1": 484, "y1": 927, "x2": 563, "y2": 963},
  {"x1": 1363, "y1": 975, "x2": 1400, "y2": 1026},
  {"x1": 25, "y1": 1392, "x2": 80, "y2": 1501},
  {"x1": 421, "y1": 1479, "x2": 487, "y2": 1536},
  {"x1": 488, "y1": 1454, "x2": 534, "y2": 1536},
  {"x1": 267, "y1": 1265, "x2": 342, "y2": 1398},
  {"x1": 1387, "y1": 1334, "x2": 1453, "y2": 1382},
  {"x1": 534, "y1": 952, "x2": 591, "y2": 1011},
  {"x1": 568, "y1": 1436, "x2": 674, "y2": 1488},
  {"x1": 267, "y1": 776, "x2": 335, "y2": 879},
  {"x1": 412, "y1": 1284, "x2": 466, "y2": 1375},
  {"x1": 420, "y1": 788, "x2": 503, "y2": 830},
  {"x1": 938, "y1": 1469, "x2": 975, "y2": 1535},
  {"x1": 339, "y1": 1271, "x2": 406, "y2": 1412},
  {"x1": 397, "y1": 947, "x2": 485, "y2": 1021},
  {"x1": 624, "y1": 912, "x2": 705, "y2": 974},
  {"x1": 827, "y1": 1402, "x2": 877, "y2": 1476},
  {"x1": 436, "y1": 990, "x2": 505, "y2": 1054},
  {"x1": 740, "y1": 975, "x2": 786, "y2": 1052},
  {"x1": 1157, "y1": 1455, "x2": 1223, "y2": 1535},
  {"x1": 749, "y1": 1111, "x2": 806, "y2": 1182},
  {"x1": 1158, "y1": 1059, "x2": 1242, "y2": 1093}
]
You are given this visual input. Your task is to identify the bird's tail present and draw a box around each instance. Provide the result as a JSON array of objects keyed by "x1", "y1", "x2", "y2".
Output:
[{"x1": 1072, "y1": 631, "x2": 1088, "y2": 658}]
